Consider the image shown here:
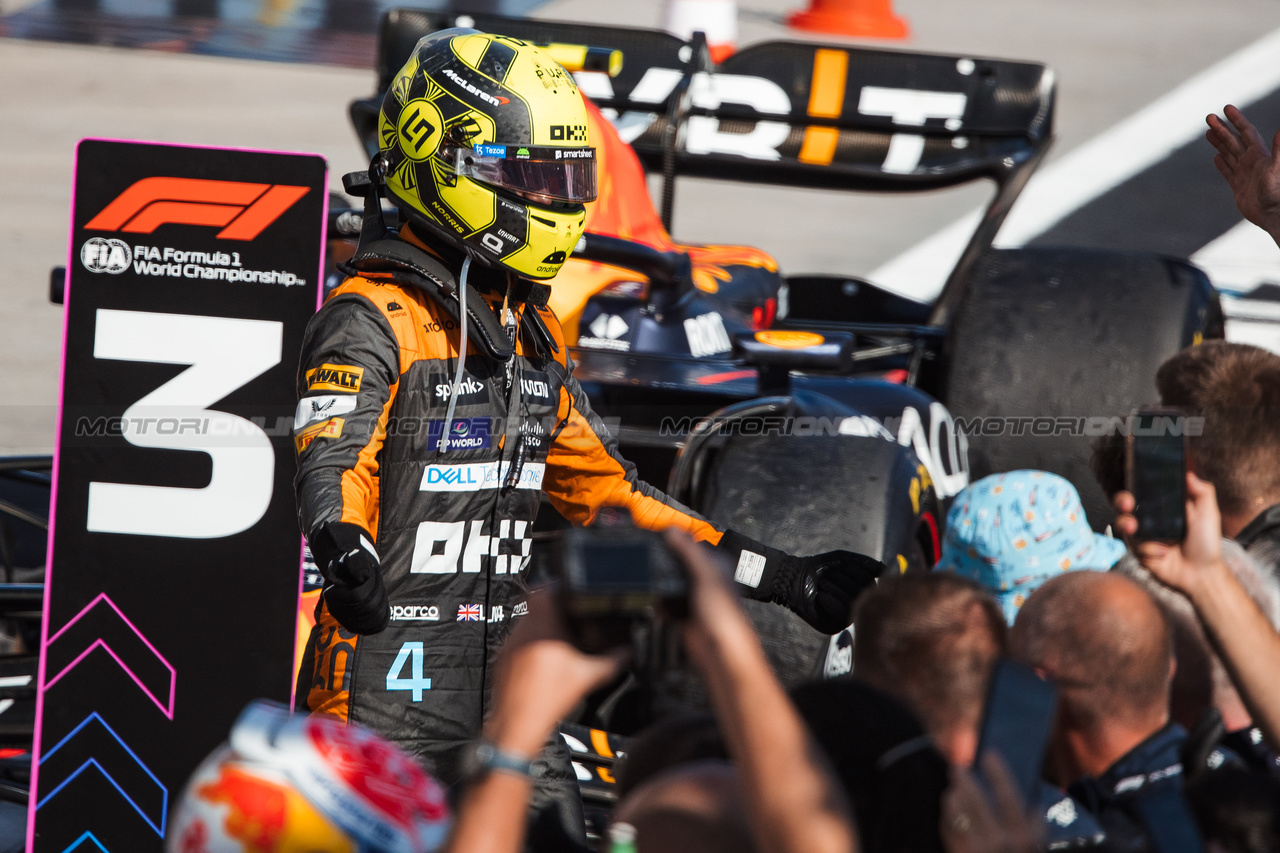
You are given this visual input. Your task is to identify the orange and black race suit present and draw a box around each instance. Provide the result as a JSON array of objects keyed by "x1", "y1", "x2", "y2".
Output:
[{"x1": 294, "y1": 241, "x2": 722, "y2": 783}]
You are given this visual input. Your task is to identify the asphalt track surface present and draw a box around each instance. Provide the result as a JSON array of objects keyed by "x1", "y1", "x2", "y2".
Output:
[{"x1": 4, "y1": 0, "x2": 1280, "y2": 453}]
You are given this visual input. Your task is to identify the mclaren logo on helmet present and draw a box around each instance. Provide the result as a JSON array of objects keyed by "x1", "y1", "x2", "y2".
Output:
[{"x1": 440, "y1": 68, "x2": 510, "y2": 107}]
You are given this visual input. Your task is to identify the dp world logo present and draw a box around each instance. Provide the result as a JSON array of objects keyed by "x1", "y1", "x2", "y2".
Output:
[{"x1": 80, "y1": 238, "x2": 132, "y2": 274}]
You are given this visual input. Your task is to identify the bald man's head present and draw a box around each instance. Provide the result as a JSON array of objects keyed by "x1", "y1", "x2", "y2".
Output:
[
  {"x1": 612, "y1": 761, "x2": 756, "y2": 853},
  {"x1": 1010, "y1": 571, "x2": 1173, "y2": 735}
]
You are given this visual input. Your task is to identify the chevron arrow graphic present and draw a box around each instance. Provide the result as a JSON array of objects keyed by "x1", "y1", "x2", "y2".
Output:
[
  {"x1": 61, "y1": 831, "x2": 110, "y2": 853},
  {"x1": 42, "y1": 593, "x2": 175, "y2": 719},
  {"x1": 37, "y1": 712, "x2": 168, "y2": 837}
]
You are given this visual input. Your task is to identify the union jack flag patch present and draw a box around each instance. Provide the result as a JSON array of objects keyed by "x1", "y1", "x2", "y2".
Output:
[{"x1": 457, "y1": 604, "x2": 483, "y2": 621}]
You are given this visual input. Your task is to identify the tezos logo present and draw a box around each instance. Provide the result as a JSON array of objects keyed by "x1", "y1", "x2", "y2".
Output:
[{"x1": 80, "y1": 238, "x2": 132, "y2": 274}]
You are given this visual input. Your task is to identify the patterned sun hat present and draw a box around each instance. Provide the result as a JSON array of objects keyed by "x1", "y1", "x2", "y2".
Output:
[{"x1": 936, "y1": 470, "x2": 1126, "y2": 624}]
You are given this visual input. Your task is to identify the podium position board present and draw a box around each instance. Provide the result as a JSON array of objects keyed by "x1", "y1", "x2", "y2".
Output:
[{"x1": 29, "y1": 140, "x2": 327, "y2": 852}]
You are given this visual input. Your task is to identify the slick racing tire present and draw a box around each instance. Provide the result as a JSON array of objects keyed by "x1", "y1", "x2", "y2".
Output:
[
  {"x1": 940, "y1": 247, "x2": 1223, "y2": 529},
  {"x1": 679, "y1": 401, "x2": 940, "y2": 690}
]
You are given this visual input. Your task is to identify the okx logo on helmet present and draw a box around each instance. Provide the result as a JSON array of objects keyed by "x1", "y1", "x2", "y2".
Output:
[{"x1": 378, "y1": 29, "x2": 596, "y2": 280}]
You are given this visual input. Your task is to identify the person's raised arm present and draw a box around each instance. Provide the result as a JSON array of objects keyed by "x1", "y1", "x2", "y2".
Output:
[
  {"x1": 444, "y1": 590, "x2": 625, "y2": 853},
  {"x1": 1206, "y1": 104, "x2": 1280, "y2": 248},
  {"x1": 666, "y1": 531, "x2": 859, "y2": 853},
  {"x1": 1116, "y1": 473, "x2": 1280, "y2": 751}
]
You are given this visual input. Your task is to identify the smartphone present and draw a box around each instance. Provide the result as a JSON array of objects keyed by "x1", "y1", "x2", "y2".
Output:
[
  {"x1": 975, "y1": 658, "x2": 1058, "y2": 805},
  {"x1": 1126, "y1": 407, "x2": 1187, "y2": 542}
]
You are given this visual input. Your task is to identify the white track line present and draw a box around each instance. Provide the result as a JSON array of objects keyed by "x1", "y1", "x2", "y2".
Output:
[{"x1": 868, "y1": 24, "x2": 1280, "y2": 302}]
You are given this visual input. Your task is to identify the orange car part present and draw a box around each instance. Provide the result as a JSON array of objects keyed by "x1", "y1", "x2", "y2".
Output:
[{"x1": 549, "y1": 98, "x2": 780, "y2": 342}]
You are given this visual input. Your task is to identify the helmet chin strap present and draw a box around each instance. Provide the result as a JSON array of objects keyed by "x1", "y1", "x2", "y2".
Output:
[{"x1": 439, "y1": 252, "x2": 472, "y2": 454}]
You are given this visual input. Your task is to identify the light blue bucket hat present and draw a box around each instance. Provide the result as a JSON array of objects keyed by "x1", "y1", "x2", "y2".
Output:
[{"x1": 936, "y1": 470, "x2": 1126, "y2": 624}]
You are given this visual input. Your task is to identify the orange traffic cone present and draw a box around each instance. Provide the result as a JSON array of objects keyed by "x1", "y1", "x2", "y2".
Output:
[
  {"x1": 664, "y1": 0, "x2": 738, "y2": 64},
  {"x1": 788, "y1": 0, "x2": 908, "y2": 39}
]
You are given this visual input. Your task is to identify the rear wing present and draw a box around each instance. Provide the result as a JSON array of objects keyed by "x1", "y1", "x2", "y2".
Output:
[
  {"x1": 358, "y1": 10, "x2": 1057, "y2": 323},
  {"x1": 368, "y1": 9, "x2": 1055, "y2": 191}
]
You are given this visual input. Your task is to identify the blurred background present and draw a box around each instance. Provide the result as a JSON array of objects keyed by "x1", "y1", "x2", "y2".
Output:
[{"x1": 4, "y1": 0, "x2": 1280, "y2": 454}]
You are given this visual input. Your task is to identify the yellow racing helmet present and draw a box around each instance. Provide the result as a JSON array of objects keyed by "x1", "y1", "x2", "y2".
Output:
[{"x1": 378, "y1": 29, "x2": 596, "y2": 280}]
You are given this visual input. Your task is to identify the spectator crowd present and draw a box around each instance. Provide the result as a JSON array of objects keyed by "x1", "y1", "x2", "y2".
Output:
[{"x1": 172, "y1": 105, "x2": 1280, "y2": 853}]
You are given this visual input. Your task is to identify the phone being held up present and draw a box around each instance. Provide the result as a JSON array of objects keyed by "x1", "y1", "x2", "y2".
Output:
[
  {"x1": 1126, "y1": 407, "x2": 1188, "y2": 542},
  {"x1": 975, "y1": 657, "x2": 1057, "y2": 806}
]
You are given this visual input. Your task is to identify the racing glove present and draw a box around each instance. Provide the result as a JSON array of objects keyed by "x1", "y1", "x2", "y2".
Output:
[
  {"x1": 715, "y1": 529, "x2": 885, "y2": 635},
  {"x1": 308, "y1": 521, "x2": 389, "y2": 635}
]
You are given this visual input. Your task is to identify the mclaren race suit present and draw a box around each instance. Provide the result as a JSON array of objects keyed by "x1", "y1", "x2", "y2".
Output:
[{"x1": 294, "y1": 232, "x2": 725, "y2": 784}]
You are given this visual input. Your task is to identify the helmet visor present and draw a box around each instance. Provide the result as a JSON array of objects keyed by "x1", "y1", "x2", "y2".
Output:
[{"x1": 442, "y1": 142, "x2": 597, "y2": 203}]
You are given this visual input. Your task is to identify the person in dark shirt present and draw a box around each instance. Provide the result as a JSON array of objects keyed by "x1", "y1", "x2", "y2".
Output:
[{"x1": 1011, "y1": 571, "x2": 1219, "y2": 852}]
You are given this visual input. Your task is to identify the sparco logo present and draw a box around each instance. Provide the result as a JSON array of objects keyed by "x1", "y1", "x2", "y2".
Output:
[
  {"x1": 80, "y1": 238, "x2": 132, "y2": 274},
  {"x1": 440, "y1": 67, "x2": 510, "y2": 107},
  {"x1": 435, "y1": 377, "x2": 485, "y2": 400},
  {"x1": 390, "y1": 605, "x2": 440, "y2": 621},
  {"x1": 84, "y1": 177, "x2": 309, "y2": 241}
]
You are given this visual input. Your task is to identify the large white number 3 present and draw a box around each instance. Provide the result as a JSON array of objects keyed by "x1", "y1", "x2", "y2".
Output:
[{"x1": 86, "y1": 309, "x2": 282, "y2": 539}]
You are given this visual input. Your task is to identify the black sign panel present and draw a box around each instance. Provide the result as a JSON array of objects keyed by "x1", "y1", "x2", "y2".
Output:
[{"x1": 29, "y1": 140, "x2": 326, "y2": 852}]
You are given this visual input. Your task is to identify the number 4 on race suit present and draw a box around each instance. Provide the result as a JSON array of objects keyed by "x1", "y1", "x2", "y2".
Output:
[{"x1": 386, "y1": 641, "x2": 432, "y2": 701}]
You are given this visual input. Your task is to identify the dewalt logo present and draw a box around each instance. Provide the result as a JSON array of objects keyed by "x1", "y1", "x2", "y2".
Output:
[
  {"x1": 306, "y1": 363, "x2": 364, "y2": 393},
  {"x1": 85, "y1": 177, "x2": 309, "y2": 241}
]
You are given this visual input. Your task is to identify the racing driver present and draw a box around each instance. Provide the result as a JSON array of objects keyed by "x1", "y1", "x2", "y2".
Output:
[{"x1": 294, "y1": 27, "x2": 883, "y2": 845}]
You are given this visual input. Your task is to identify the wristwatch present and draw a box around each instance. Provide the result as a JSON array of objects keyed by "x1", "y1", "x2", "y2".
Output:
[{"x1": 464, "y1": 741, "x2": 535, "y2": 781}]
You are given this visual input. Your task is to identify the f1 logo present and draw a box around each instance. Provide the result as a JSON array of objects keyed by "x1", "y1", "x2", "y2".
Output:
[{"x1": 84, "y1": 177, "x2": 310, "y2": 241}]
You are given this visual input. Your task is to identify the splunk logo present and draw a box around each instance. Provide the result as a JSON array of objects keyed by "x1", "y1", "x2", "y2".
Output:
[
  {"x1": 85, "y1": 177, "x2": 310, "y2": 241},
  {"x1": 431, "y1": 375, "x2": 487, "y2": 404}
]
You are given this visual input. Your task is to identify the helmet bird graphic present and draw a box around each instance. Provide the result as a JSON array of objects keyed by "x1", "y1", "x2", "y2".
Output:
[{"x1": 379, "y1": 29, "x2": 596, "y2": 280}]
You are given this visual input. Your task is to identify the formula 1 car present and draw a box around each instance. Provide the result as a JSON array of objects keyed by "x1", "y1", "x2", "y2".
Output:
[
  {"x1": 335, "y1": 9, "x2": 1223, "y2": 691},
  {"x1": 9, "y1": 8, "x2": 1222, "y2": 833}
]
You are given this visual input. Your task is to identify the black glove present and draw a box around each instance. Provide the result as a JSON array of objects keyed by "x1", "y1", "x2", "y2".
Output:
[
  {"x1": 715, "y1": 529, "x2": 885, "y2": 635},
  {"x1": 308, "y1": 521, "x2": 389, "y2": 635}
]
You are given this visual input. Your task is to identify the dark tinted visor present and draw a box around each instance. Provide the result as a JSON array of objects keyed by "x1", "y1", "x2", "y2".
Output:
[{"x1": 440, "y1": 142, "x2": 597, "y2": 203}]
